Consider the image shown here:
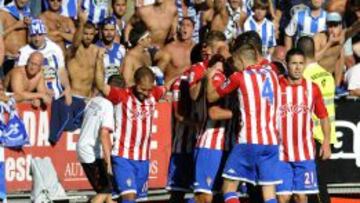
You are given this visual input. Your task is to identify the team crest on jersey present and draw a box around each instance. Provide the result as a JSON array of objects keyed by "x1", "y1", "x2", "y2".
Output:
[
  {"x1": 206, "y1": 177, "x2": 212, "y2": 187},
  {"x1": 126, "y1": 178, "x2": 132, "y2": 187},
  {"x1": 321, "y1": 79, "x2": 326, "y2": 88},
  {"x1": 220, "y1": 79, "x2": 230, "y2": 90},
  {"x1": 227, "y1": 168, "x2": 236, "y2": 174},
  {"x1": 43, "y1": 67, "x2": 57, "y2": 80}
]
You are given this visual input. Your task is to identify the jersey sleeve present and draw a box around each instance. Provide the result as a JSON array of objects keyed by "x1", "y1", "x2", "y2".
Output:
[
  {"x1": 211, "y1": 71, "x2": 226, "y2": 88},
  {"x1": 171, "y1": 78, "x2": 181, "y2": 102},
  {"x1": 16, "y1": 49, "x2": 29, "y2": 66},
  {"x1": 152, "y1": 86, "x2": 166, "y2": 101},
  {"x1": 215, "y1": 72, "x2": 241, "y2": 97},
  {"x1": 107, "y1": 86, "x2": 127, "y2": 104},
  {"x1": 269, "y1": 23, "x2": 277, "y2": 48},
  {"x1": 285, "y1": 12, "x2": 298, "y2": 37},
  {"x1": 347, "y1": 67, "x2": 360, "y2": 90},
  {"x1": 188, "y1": 65, "x2": 205, "y2": 87},
  {"x1": 101, "y1": 100, "x2": 115, "y2": 132},
  {"x1": 56, "y1": 46, "x2": 65, "y2": 68},
  {"x1": 313, "y1": 83, "x2": 328, "y2": 119}
]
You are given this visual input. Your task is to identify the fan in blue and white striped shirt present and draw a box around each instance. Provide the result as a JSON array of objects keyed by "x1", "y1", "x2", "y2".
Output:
[
  {"x1": 81, "y1": 0, "x2": 110, "y2": 25},
  {"x1": 244, "y1": 0, "x2": 276, "y2": 58},
  {"x1": 96, "y1": 17, "x2": 126, "y2": 82},
  {"x1": 285, "y1": 0, "x2": 327, "y2": 50},
  {"x1": 42, "y1": 0, "x2": 78, "y2": 19}
]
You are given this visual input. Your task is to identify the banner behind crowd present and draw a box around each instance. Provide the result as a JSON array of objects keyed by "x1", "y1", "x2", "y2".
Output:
[{"x1": 3, "y1": 100, "x2": 360, "y2": 193}]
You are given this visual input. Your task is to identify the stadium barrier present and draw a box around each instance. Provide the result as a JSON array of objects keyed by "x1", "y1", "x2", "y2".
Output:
[{"x1": 5, "y1": 102, "x2": 171, "y2": 193}]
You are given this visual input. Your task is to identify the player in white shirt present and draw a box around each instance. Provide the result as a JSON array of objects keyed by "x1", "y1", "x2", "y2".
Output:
[{"x1": 77, "y1": 74, "x2": 125, "y2": 203}]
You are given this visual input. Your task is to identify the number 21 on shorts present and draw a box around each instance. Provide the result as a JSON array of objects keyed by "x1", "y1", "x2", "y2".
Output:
[
  {"x1": 304, "y1": 171, "x2": 315, "y2": 186},
  {"x1": 262, "y1": 77, "x2": 274, "y2": 104}
]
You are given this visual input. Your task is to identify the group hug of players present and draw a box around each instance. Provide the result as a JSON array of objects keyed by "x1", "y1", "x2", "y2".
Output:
[
  {"x1": 165, "y1": 30, "x2": 331, "y2": 203},
  {"x1": 78, "y1": 30, "x2": 332, "y2": 203}
]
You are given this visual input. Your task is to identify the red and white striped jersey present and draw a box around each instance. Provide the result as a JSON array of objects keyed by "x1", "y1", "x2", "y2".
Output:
[
  {"x1": 197, "y1": 71, "x2": 235, "y2": 150},
  {"x1": 216, "y1": 64, "x2": 280, "y2": 145},
  {"x1": 171, "y1": 76, "x2": 197, "y2": 154},
  {"x1": 279, "y1": 77, "x2": 328, "y2": 162},
  {"x1": 107, "y1": 86, "x2": 166, "y2": 160},
  {"x1": 188, "y1": 60, "x2": 209, "y2": 87}
]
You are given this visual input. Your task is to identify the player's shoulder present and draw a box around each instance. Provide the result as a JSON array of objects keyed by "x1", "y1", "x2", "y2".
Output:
[
  {"x1": 191, "y1": 61, "x2": 207, "y2": 70},
  {"x1": 97, "y1": 97, "x2": 114, "y2": 110}
]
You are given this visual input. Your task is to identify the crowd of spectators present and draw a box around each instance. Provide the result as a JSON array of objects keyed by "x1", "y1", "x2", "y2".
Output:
[
  {"x1": 0, "y1": 0, "x2": 358, "y2": 202},
  {"x1": 0, "y1": 0, "x2": 357, "y2": 102}
]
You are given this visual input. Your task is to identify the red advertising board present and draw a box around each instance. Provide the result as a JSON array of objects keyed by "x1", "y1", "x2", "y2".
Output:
[{"x1": 4, "y1": 102, "x2": 172, "y2": 193}]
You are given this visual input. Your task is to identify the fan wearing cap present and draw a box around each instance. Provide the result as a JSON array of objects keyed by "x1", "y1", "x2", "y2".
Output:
[
  {"x1": 122, "y1": 22, "x2": 170, "y2": 87},
  {"x1": 16, "y1": 19, "x2": 75, "y2": 145},
  {"x1": 39, "y1": 0, "x2": 76, "y2": 54},
  {"x1": 0, "y1": 0, "x2": 31, "y2": 75},
  {"x1": 313, "y1": 12, "x2": 360, "y2": 90},
  {"x1": 96, "y1": 16, "x2": 126, "y2": 83},
  {"x1": 17, "y1": 19, "x2": 71, "y2": 102}
]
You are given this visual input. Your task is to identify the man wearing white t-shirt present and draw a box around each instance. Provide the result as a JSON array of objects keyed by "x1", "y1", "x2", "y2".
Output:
[
  {"x1": 345, "y1": 63, "x2": 360, "y2": 97},
  {"x1": 16, "y1": 18, "x2": 71, "y2": 101},
  {"x1": 77, "y1": 74, "x2": 125, "y2": 203},
  {"x1": 16, "y1": 19, "x2": 76, "y2": 145}
]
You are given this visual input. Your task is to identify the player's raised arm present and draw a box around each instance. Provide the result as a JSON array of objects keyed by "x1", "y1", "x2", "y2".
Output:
[{"x1": 95, "y1": 48, "x2": 109, "y2": 95}]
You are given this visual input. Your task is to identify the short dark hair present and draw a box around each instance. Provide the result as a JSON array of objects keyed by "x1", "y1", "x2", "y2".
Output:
[
  {"x1": 233, "y1": 43, "x2": 259, "y2": 62},
  {"x1": 134, "y1": 66, "x2": 155, "y2": 84},
  {"x1": 108, "y1": 74, "x2": 125, "y2": 88},
  {"x1": 180, "y1": 17, "x2": 195, "y2": 28},
  {"x1": 112, "y1": 0, "x2": 126, "y2": 6},
  {"x1": 129, "y1": 22, "x2": 148, "y2": 48},
  {"x1": 84, "y1": 22, "x2": 96, "y2": 30},
  {"x1": 232, "y1": 31, "x2": 262, "y2": 54},
  {"x1": 253, "y1": 0, "x2": 269, "y2": 10},
  {"x1": 296, "y1": 36, "x2": 315, "y2": 59},
  {"x1": 204, "y1": 31, "x2": 226, "y2": 46},
  {"x1": 286, "y1": 48, "x2": 305, "y2": 63}
]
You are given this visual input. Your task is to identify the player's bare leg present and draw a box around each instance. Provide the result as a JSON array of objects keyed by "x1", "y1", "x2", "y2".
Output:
[
  {"x1": 91, "y1": 194, "x2": 108, "y2": 203},
  {"x1": 222, "y1": 179, "x2": 240, "y2": 203},
  {"x1": 294, "y1": 194, "x2": 308, "y2": 203},
  {"x1": 121, "y1": 193, "x2": 136, "y2": 202},
  {"x1": 277, "y1": 195, "x2": 291, "y2": 203},
  {"x1": 262, "y1": 185, "x2": 277, "y2": 203},
  {"x1": 194, "y1": 193, "x2": 212, "y2": 203}
]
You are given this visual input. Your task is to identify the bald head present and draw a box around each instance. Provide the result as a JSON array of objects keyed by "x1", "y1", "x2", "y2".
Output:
[
  {"x1": 26, "y1": 52, "x2": 44, "y2": 77},
  {"x1": 272, "y1": 46, "x2": 286, "y2": 62}
]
